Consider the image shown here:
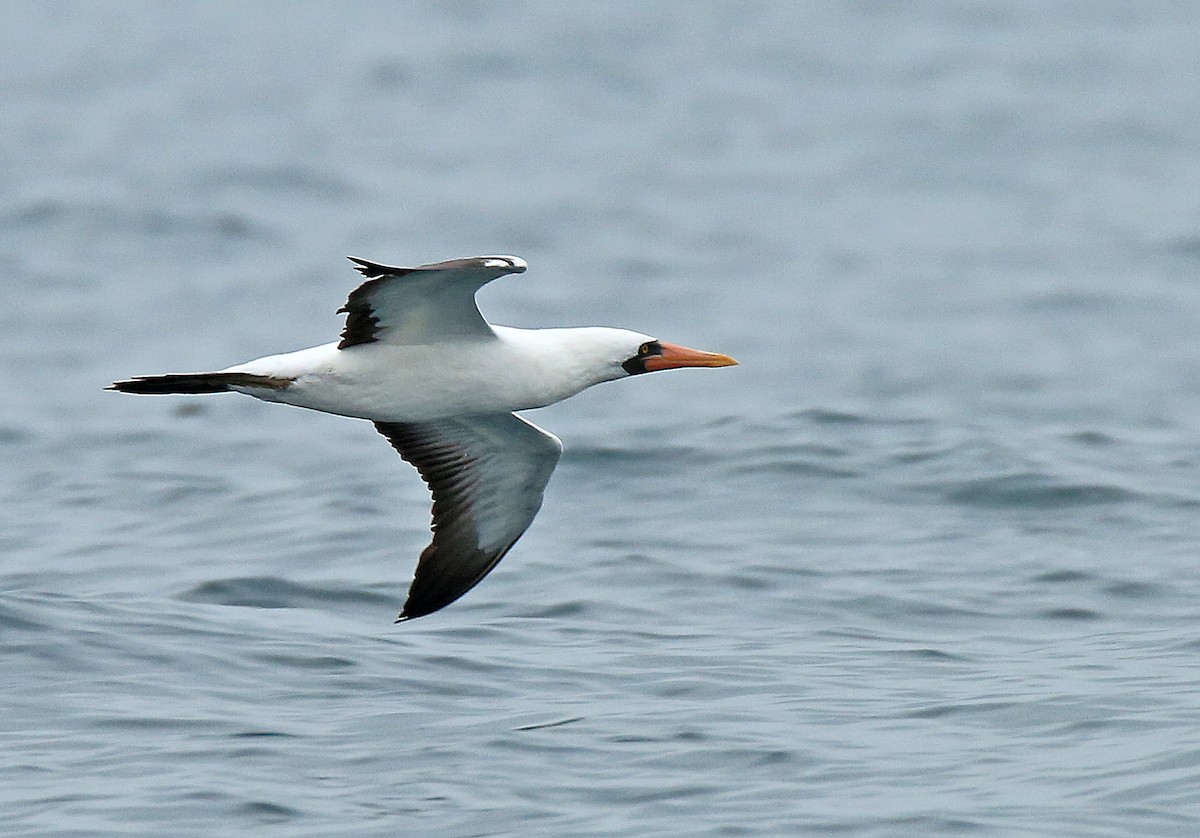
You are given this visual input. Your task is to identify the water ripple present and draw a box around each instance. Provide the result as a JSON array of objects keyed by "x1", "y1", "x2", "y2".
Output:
[
  {"x1": 178, "y1": 576, "x2": 394, "y2": 611},
  {"x1": 941, "y1": 473, "x2": 1138, "y2": 509}
]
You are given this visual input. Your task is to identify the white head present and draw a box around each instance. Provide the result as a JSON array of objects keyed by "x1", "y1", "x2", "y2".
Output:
[{"x1": 553, "y1": 327, "x2": 738, "y2": 389}]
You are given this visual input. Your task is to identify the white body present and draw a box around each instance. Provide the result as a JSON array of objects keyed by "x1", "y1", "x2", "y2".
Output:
[{"x1": 226, "y1": 325, "x2": 645, "y2": 423}]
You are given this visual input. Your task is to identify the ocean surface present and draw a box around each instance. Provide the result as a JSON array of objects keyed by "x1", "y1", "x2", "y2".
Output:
[{"x1": 5, "y1": 2, "x2": 1200, "y2": 835}]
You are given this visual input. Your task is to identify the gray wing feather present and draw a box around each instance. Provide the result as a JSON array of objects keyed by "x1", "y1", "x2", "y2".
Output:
[
  {"x1": 339, "y1": 256, "x2": 525, "y2": 348},
  {"x1": 374, "y1": 412, "x2": 562, "y2": 620}
]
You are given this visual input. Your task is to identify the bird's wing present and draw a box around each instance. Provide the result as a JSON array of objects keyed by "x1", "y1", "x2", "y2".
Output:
[
  {"x1": 338, "y1": 255, "x2": 527, "y2": 348},
  {"x1": 374, "y1": 412, "x2": 563, "y2": 621}
]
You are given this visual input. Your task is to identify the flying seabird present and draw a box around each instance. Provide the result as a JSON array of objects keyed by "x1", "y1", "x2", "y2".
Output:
[{"x1": 109, "y1": 255, "x2": 737, "y2": 621}]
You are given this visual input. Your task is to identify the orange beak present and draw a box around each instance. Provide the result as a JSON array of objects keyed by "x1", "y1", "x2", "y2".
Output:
[{"x1": 642, "y1": 342, "x2": 739, "y2": 372}]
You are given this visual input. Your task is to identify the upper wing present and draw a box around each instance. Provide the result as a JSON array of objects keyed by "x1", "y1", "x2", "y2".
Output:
[
  {"x1": 338, "y1": 255, "x2": 527, "y2": 348},
  {"x1": 374, "y1": 412, "x2": 563, "y2": 621}
]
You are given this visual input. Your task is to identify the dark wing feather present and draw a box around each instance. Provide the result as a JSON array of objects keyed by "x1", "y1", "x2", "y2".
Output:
[
  {"x1": 338, "y1": 255, "x2": 526, "y2": 349},
  {"x1": 375, "y1": 413, "x2": 562, "y2": 620}
]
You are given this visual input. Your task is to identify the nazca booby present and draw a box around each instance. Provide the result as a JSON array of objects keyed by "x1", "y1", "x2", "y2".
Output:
[{"x1": 110, "y1": 255, "x2": 737, "y2": 620}]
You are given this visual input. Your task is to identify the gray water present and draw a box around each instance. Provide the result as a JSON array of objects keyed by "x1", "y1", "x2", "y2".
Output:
[{"x1": 5, "y1": 2, "x2": 1200, "y2": 835}]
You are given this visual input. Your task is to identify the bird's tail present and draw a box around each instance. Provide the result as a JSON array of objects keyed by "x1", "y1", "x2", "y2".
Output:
[{"x1": 107, "y1": 372, "x2": 293, "y2": 395}]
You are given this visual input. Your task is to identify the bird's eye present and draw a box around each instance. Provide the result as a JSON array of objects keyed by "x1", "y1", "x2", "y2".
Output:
[{"x1": 638, "y1": 343, "x2": 651, "y2": 355}]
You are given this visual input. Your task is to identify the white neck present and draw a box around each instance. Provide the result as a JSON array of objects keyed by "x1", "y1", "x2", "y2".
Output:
[{"x1": 490, "y1": 324, "x2": 647, "y2": 404}]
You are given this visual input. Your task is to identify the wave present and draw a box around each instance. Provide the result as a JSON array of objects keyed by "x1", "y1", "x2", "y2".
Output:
[{"x1": 178, "y1": 576, "x2": 394, "y2": 611}]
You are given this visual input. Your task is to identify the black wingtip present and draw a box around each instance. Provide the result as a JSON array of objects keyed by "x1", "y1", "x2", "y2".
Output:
[
  {"x1": 347, "y1": 256, "x2": 374, "y2": 277},
  {"x1": 347, "y1": 256, "x2": 416, "y2": 278},
  {"x1": 347, "y1": 256, "x2": 380, "y2": 277}
]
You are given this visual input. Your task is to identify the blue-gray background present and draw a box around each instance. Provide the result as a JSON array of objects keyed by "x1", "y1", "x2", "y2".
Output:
[{"x1": 5, "y1": 2, "x2": 1200, "y2": 835}]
